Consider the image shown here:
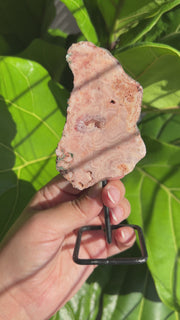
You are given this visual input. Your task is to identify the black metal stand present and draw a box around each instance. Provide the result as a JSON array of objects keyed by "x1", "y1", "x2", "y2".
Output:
[{"x1": 73, "y1": 180, "x2": 148, "y2": 265}]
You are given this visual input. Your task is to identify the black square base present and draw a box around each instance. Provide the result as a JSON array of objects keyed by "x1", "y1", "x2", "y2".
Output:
[{"x1": 73, "y1": 223, "x2": 148, "y2": 265}]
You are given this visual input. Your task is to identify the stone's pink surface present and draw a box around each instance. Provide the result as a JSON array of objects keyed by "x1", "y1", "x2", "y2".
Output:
[{"x1": 56, "y1": 41, "x2": 146, "y2": 190}]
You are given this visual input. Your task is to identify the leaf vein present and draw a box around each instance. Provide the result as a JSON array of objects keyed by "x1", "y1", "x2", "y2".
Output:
[
  {"x1": 13, "y1": 154, "x2": 56, "y2": 171},
  {"x1": 137, "y1": 167, "x2": 180, "y2": 204},
  {"x1": 4, "y1": 60, "x2": 35, "y2": 112},
  {"x1": 1, "y1": 97, "x2": 60, "y2": 140},
  {"x1": 0, "y1": 142, "x2": 27, "y2": 163},
  {"x1": 169, "y1": 194, "x2": 178, "y2": 252}
]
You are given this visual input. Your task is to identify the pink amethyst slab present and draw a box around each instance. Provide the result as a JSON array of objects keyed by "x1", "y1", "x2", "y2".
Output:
[{"x1": 56, "y1": 41, "x2": 146, "y2": 190}]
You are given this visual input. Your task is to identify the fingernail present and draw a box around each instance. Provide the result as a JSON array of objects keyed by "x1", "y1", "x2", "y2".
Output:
[
  {"x1": 121, "y1": 227, "x2": 135, "y2": 243},
  {"x1": 107, "y1": 186, "x2": 120, "y2": 204},
  {"x1": 111, "y1": 206, "x2": 124, "y2": 222},
  {"x1": 88, "y1": 182, "x2": 102, "y2": 198}
]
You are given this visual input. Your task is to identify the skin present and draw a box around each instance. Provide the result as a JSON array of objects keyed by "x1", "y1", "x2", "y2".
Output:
[{"x1": 0, "y1": 175, "x2": 135, "y2": 320}]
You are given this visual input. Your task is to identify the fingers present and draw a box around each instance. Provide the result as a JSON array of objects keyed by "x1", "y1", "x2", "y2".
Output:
[
  {"x1": 114, "y1": 226, "x2": 136, "y2": 250},
  {"x1": 104, "y1": 226, "x2": 136, "y2": 259},
  {"x1": 110, "y1": 198, "x2": 131, "y2": 224},
  {"x1": 101, "y1": 180, "x2": 135, "y2": 255},
  {"x1": 38, "y1": 182, "x2": 103, "y2": 236},
  {"x1": 30, "y1": 177, "x2": 126, "y2": 212},
  {"x1": 102, "y1": 180, "x2": 125, "y2": 208},
  {"x1": 109, "y1": 225, "x2": 136, "y2": 258},
  {"x1": 29, "y1": 175, "x2": 82, "y2": 210},
  {"x1": 26, "y1": 177, "x2": 132, "y2": 246},
  {"x1": 24, "y1": 177, "x2": 135, "y2": 264},
  {"x1": 101, "y1": 180, "x2": 130, "y2": 224}
]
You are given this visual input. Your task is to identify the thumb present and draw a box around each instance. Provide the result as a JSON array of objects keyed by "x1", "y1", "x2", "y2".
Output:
[{"x1": 43, "y1": 183, "x2": 103, "y2": 235}]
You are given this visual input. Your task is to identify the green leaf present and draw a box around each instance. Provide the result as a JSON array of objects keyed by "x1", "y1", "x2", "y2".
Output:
[
  {"x1": 123, "y1": 135, "x2": 180, "y2": 310},
  {"x1": 140, "y1": 112, "x2": 180, "y2": 146},
  {"x1": 117, "y1": 13, "x2": 161, "y2": 48},
  {"x1": 0, "y1": 0, "x2": 55, "y2": 54},
  {"x1": 19, "y1": 38, "x2": 66, "y2": 82},
  {"x1": 97, "y1": 0, "x2": 118, "y2": 36},
  {"x1": 115, "y1": 43, "x2": 180, "y2": 109},
  {"x1": 144, "y1": 5, "x2": 180, "y2": 51},
  {"x1": 115, "y1": 2, "x2": 180, "y2": 48},
  {"x1": 52, "y1": 280, "x2": 100, "y2": 319},
  {"x1": 52, "y1": 247, "x2": 180, "y2": 319},
  {"x1": 83, "y1": 0, "x2": 109, "y2": 47},
  {"x1": 60, "y1": 0, "x2": 99, "y2": 44},
  {"x1": 44, "y1": 28, "x2": 68, "y2": 48},
  {"x1": 0, "y1": 57, "x2": 68, "y2": 240},
  {"x1": 98, "y1": 0, "x2": 180, "y2": 45}
]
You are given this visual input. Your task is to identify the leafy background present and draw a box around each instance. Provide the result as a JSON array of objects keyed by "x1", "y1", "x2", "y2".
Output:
[{"x1": 0, "y1": 0, "x2": 180, "y2": 319}]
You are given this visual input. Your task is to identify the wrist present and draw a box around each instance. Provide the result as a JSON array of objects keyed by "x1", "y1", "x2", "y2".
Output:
[{"x1": 0, "y1": 289, "x2": 30, "y2": 320}]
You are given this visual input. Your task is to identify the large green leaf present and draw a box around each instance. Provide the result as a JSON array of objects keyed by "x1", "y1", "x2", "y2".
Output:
[
  {"x1": 97, "y1": 0, "x2": 180, "y2": 45},
  {"x1": 0, "y1": 57, "x2": 68, "y2": 240},
  {"x1": 123, "y1": 134, "x2": 180, "y2": 310},
  {"x1": 115, "y1": 43, "x2": 180, "y2": 109},
  {"x1": 19, "y1": 39, "x2": 66, "y2": 82},
  {"x1": 0, "y1": 0, "x2": 55, "y2": 54},
  {"x1": 140, "y1": 112, "x2": 180, "y2": 146},
  {"x1": 60, "y1": 0, "x2": 99, "y2": 45},
  {"x1": 52, "y1": 247, "x2": 180, "y2": 319}
]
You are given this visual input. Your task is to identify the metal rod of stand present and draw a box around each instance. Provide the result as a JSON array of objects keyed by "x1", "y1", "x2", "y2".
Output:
[{"x1": 102, "y1": 180, "x2": 112, "y2": 244}]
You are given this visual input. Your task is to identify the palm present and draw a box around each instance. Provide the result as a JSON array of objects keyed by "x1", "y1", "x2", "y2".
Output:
[{"x1": 14, "y1": 213, "x2": 118, "y2": 319}]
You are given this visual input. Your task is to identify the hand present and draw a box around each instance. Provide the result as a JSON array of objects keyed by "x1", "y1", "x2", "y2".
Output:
[{"x1": 0, "y1": 175, "x2": 135, "y2": 320}]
